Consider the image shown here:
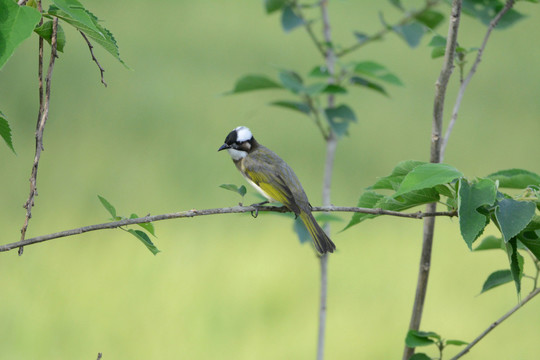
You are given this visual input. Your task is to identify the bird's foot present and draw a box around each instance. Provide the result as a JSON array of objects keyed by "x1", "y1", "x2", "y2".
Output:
[{"x1": 250, "y1": 201, "x2": 269, "y2": 218}]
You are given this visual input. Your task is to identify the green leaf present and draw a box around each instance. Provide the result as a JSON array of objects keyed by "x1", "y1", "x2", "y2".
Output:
[
  {"x1": 487, "y1": 169, "x2": 540, "y2": 189},
  {"x1": 47, "y1": 2, "x2": 127, "y2": 67},
  {"x1": 0, "y1": 111, "x2": 15, "y2": 153},
  {"x1": 309, "y1": 65, "x2": 331, "y2": 78},
  {"x1": 281, "y1": 5, "x2": 303, "y2": 33},
  {"x1": 428, "y1": 34, "x2": 447, "y2": 58},
  {"x1": 446, "y1": 339, "x2": 469, "y2": 346},
  {"x1": 0, "y1": 0, "x2": 42, "y2": 70},
  {"x1": 395, "y1": 163, "x2": 463, "y2": 196},
  {"x1": 219, "y1": 184, "x2": 247, "y2": 197},
  {"x1": 321, "y1": 84, "x2": 347, "y2": 94},
  {"x1": 480, "y1": 269, "x2": 513, "y2": 294},
  {"x1": 98, "y1": 195, "x2": 117, "y2": 219},
  {"x1": 458, "y1": 178, "x2": 497, "y2": 249},
  {"x1": 415, "y1": 9, "x2": 445, "y2": 29},
  {"x1": 474, "y1": 235, "x2": 504, "y2": 251},
  {"x1": 505, "y1": 238, "x2": 523, "y2": 295},
  {"x1": 462, "y1": 0, "x2": 525, "y2": 29},
  {"x1": 519, "y1": 235, "x2": 540, "y2": 261},
  {"x1": 393, "y1": 22, "x2": 426, "y2": 48},
  {"x1": 350, "y1": 76, "x2": 388, "y2": 96},
  {"x1": 34, "y1": 20, "x2": 66, "y2": 52},
  {"x1": 270, "y1": 100, "x2": 310, "y2": 115},
  {"x1": 405, "y1": 330, "x2": 438, "y2": 347},
  {"x1": 354, "y1": 61, "x2": 403, "y2": 86},
  {"x1": 127, "y1": 229, "x2": 160, "y2": 255},
  {"x1": 343, "y1": 191, "x2": 385, "y2": 230},
  {"x1": 279, "y1": 70, "x2": 304, "y2": 93},
  {"x1": 324, "y1": 104, "x2": 357, "y2": 137},
  {"x1": 130, "y1": 213, "x2": 156, "y2": 237},
  {"x1": 353, "y1": 31, "x2": 369, "y2": 45},
  {"x1": 227, "y1": 74, "x2": 282, "y2": 94},
  {"x1": 369, "y1": 160, "x2": 427, "y2": 191},
  {"x1": 409, "y1": 354, "x2": 431, "y2": 360},
  {"x1": 388, "y1": 0, "x2": 404, "y2": 10},
  {"x1": 264, "y1": 0, "x2": 287, "y2": 13},
  {"x1": 494, "y1": 197, "x2": 536, "y2": 242}
]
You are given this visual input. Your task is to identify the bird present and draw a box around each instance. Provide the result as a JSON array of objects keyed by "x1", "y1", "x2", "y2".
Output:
[{"x1": 218, "y1": 126, "x2": 336, "y2": 254}]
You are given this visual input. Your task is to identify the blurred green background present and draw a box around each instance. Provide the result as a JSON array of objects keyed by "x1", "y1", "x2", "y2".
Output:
[{"x1": 1, "y1": 1, "x2": 539, "y2": 359}]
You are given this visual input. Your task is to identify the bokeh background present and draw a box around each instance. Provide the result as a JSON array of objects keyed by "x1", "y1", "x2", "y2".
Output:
[{"x1": 1, "y1": 1, "x2": 539, "y2": 359}]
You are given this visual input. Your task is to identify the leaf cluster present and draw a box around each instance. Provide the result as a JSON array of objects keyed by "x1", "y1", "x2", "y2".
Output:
[{"x1": 406, "y1": 329, "x2": 468, "y2": 360}]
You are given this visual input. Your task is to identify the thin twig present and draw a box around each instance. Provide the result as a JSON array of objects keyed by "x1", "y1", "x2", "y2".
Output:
[
  {"x1": 440, "y1": 0, "x2": 515, "y2": 161},
  {"x1": 80, "y1": 31, "x2": 107, "y2": 87},
  {"x1": 293, "y1": 0, "x2": 326, "y2": 57},
  {"x1": 0, "y1": 206, "x2": 457, "y2": 253},
  {"x1": 336, "y1": 0, "x2": 441, "y2": 58},
  {"x1": 403, "y1": 1, "x2": 463, "y2": 359},
  {"x1": 449, "y1": 287, "x2": 540, "y2": 360},
  {"x1": 19, "y1": 15, "x2": 58, "y2": 256}
]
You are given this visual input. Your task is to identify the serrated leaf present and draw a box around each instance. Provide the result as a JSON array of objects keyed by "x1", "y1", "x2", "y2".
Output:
[
  {"x1": 395, "y1": 163, "x2": 463, "y2": 196},
  {"x1": 458, "y1": 178, "x2": 497, "y2": 249},
  {"x1": 474, "y1": 235, "x2": 504, "y2": 251},
  {"x1": 34, "y1": 20, "x2": 66, "y2": 52},
  {"x1": 505, "y1": 238, "x2": 523, "y2": 295},
  {"x1": 446, "y1": 339, "x2": 469, "y2": 346},
  {"x1": 281, "y1": 5, "x2": 304, "y2": 33},
  {"x1": 350, "y1": 76, "x2": 388, "y2": 96},
  {"x1": 487, "y1": 169, "x2": 540, "y2": 189},
  {"x1": 219, "y1": 184, "x2": 247, "y2": 197},
  {"x1": 415, "y1": 9, "x2": 445, "y2": 29},
  {"x1": 0, "y1": 111, "x2": 16, "y2": 153},
  {"x1": 0, "y1": 0, "x2": 42, "y2": 70},
  {"x1": 369, "y1": 160, "x2": 427, "y2": 190},
  {"x1": 495, "y1": 197, "x2": 536, "y2": 242},
  {"x1": 480, "y1": 269, "x2": 513, "y2": 294},
  {"x1": 405, "y1": 330, "x2": 438, "y2": 347},
  {"x1": 353, "y1": 61, "x2": 403, "y2": 86},
  {"x1": 279, "y1": 70, "x2": 304, "y2": 93},
  {"x1": 127, "y1": 229, "x2": 160, "y2": 255},
  {"x1": 324, "y1": 104, "x2": 357, "y2": 137},
  {"x1": 270, "y1": 100, "x2": 311, "y2": 115},
  {"x1": 393, "y1": 22, "x2": 426, "y2": 48},
  {"x1": 227, "y1": 74, "x2": 282, "y2": 94},
  {"x1": 264, "y1": 0, "x2": 287, "y2": 13},
  {"x1": 47, "y1": 3, "x2": 127, "y2": 67},
  {"x1": 98, "y1": 195, "x2": 117, "y2": 218}
]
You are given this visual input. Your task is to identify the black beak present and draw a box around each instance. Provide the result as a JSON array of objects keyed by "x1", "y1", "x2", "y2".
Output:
[{"x1": 218, "y1": 144, "x2": 230, "y2": 152}]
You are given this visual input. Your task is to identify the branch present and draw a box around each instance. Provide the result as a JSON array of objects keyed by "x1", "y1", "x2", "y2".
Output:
[
  {"x1": 450, "y1": 287, "x2": 540, "y2": 360},
  {"x1": 0, "y1": 205, "x2": 457, "y2": 253},
  {"x1": 80, "y1": 31, "x2": 107, "y2": 87},
  {"x1": 336, "y1": 0, "x2": 442, "y2": 58},
  {"x1": 19, "y1": 15, "x2": 58, "y2": 255},
  {"x1": 403, "y1": 1, "x2": 463, "y2": 359},
  {"x1": 440, "y1": 0, "x2": 515, "y2": 161}
]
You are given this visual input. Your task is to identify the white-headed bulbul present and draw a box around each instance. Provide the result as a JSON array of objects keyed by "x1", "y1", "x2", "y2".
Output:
[{"x1": 218, "y1": 126, "x2": 336, "y2": 254}]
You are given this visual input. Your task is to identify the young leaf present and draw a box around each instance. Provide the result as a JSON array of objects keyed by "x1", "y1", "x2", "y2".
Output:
[
  {"x1": 343, "y1": 191, "x2": 385, "y2": 230},
  {"x1": 264, "y1": 0, "x2": 287, "y2": 14},
  {"x1": 446, "y1": 339, "x2": 469, "y2": 346},
  {"x1": 281, "y1": 5, "x2": 304, "y2": 33},
  {"x1": 394, "y1": 163, "x2": 463, "y2": 197},
  {"x1": 309, "y1": 65, "x2": 331, "y2": 78},
  {"x1": 324, "y1": 104, "x2": 357, "y2": 137},
  {"x1": 487, "y1": 169, "x2": 540, "y2": 189},
  {"x1": 227, "y1": 74, "x2": 283, "y2": 94},
  {"x1": 369, "y1": 160, "x2": 427, "y2": 190},
  {"x1": 130, "y1": 213, "x2": 156, "y2": 237},
  {"x1": 98, "y1": 195, "x2": 117, "y2": 219},
  {"x1": 353, "y1": 61, "x2": 403, "y2": 86},
  {"x1": 388, "y1": 0, "x2": 404, "y2": 11},
  {"x1": 405, "y1": 330, "x2": 438, "y2": 347},
  {"x1": 279, "y1": 70, "x2": 304, "y2": 93},
  {"x1": 393, "y1": 22, "x2": 426, "y2": 48},
  {"x1": 458, "y1": 178, "x2": 497, "y2": 249},
  {"x1": 350, "y1": 76, "x2": 388, "y2": 96},
  {"x1": 415, "y1": 9, "x2": 445, "y2": 29},
  {"x1": 474, "y1": 235, "x2": 503, "y2": 251},
  {"x1": 34, "y1": 20, "x2": 66, "y2": 52},
  {"x1": 219, "y1": 184, "x2": 247, "y2": 197},
  {"x1": 480, "y1": 269, "x2": 513, "y2": 294},
  {"x1": 0, "y1": 111, "x2": 16, "y2": 153},
  {"x1": 127, "y1": 229, "x2": 160, "y2": 255},
  {"x1": 0, "y1": 0, "x2": 42, "y2": 70},
  {"x1": 505, "y1": 238, "x2": 523, "y2": 295},
  {"x1": 270, "y1": 100, "x2": 311, "y2": 115},
  {"x1": 494, "y1": 197, "x2": 536, "y2": 242}
]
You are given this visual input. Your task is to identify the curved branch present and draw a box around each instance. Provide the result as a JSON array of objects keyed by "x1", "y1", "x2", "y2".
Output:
[{"x1": 0, "y1": 205, "x2": 457, "y2": 253}]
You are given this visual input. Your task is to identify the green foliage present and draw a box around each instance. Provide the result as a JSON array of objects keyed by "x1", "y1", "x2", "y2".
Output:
[
  {"x1": 0, "y1": 0, "x2": 41, "y2": 70},
  {"x1": 324, "y1": 104, "x2": 357, "y2": 137},
  {"x1": 0, "y1": 111, "x2": 15, "y2": 153},
  {"x1": 98, "y1": 195, "x2": 160, "y2": 255},
  {"x1": 405, "y1": 329, "x2": 467, "y2": 359},
  {"x1": 462, "y1": 0, "x2": 526, "y2": 28},
  {"x1": 480, "y1": 269, "x2": 513, "y2": 293},
  {"x1": 34, "y1": 20, "x2": 66, "y2": 52},
  {"x1": 227, "y1": 74, "x2": 282, "y2": 94},
  {"x1": 281, "y1": 5, "x2": 304, "y2": 33},
  {"x1": 487, "y1": 168, "x2": 540, "y2": 189},
  {"x1": 219, "y1": 184, "x2": 247, "y2": 199},
  {"x1": 353, "y1": 61, "x2": 403, "y2": 86},
  {"x1": 395, "y1": 163, "x2": 463, "y2": 196}
]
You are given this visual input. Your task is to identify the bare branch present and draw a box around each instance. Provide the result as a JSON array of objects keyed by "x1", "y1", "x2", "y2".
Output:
[
  {"x1": 19, "y1": 15, "x2": 58, "y2": 255},
  {"x1": 403, "y1": 1, "x2": 463, "y2": 359},
  {"x1": 80, "y1": 31, "x2": 107, "y2": 87},
  {"x1": 450, "y1": 287, "x2": 540, "y2": 360},
  {"x1": 0, "y1": 205, "x2": 457, "y2": 253},
  {"x1": 440, "y1": 0, "x2": 515, "y2": 161}
]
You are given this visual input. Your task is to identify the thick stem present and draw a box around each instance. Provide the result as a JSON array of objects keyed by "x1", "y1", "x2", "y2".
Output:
[{"x1": 402, "y1": 2, "x2": 462, "y2": 359}]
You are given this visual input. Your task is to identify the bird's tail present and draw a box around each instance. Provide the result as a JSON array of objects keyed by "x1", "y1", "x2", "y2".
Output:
[{"x1": 299, "y1": 211, "x2": 336, "y2": 254}]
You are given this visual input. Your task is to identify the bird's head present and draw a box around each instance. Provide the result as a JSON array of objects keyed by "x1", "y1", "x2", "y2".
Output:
[{"x1": 218, "y1": 126, "x2": 256, "y2": 160}]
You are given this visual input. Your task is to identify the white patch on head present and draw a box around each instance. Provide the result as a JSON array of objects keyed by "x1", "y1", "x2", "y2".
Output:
[
  {"x1": 235, "y1": 126, "x2": 252, "y2": 142},
  {"x1": 227, "y1": 148, "x2": 247, "y2": 161}
]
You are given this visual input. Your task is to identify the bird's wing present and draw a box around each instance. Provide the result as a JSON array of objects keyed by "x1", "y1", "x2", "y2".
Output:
[{"x1": 242, "y1": 154, "x2": 302, "y2": 215}]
